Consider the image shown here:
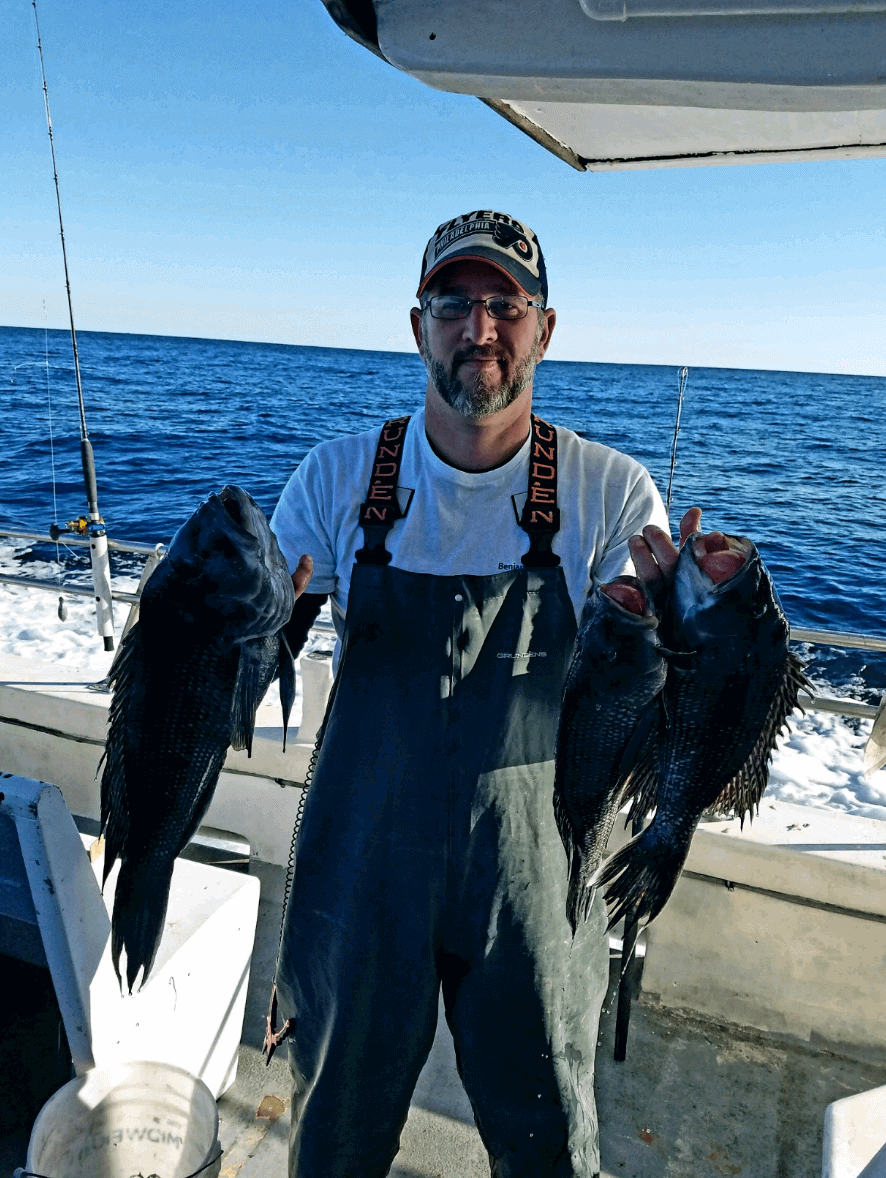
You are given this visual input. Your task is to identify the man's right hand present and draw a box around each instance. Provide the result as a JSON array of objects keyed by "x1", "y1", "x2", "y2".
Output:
[
  {"x1": 292, "y1": 553, "x2": 314, "y2": 599},
  {"x1": 284, "y1": 557, "x2": 326, "y2": 662}
]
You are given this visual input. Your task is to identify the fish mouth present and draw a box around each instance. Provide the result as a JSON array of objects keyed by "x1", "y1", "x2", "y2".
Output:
[
  {"x1": 685, "y1": 531, "x2": 753, "y2": 588},
  {"x1": 218, "y1": 485, "x2": 261, "y2": 536},
  {"x1": 599, "y1": 576, "x2": 657, "y2": 619},
  {"x1": 674, "y1": 531, "x2": 760, "y2": 645}
]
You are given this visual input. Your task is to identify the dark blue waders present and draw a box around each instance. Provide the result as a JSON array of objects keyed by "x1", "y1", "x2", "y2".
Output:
[{"x1": 276, "y1": 417, "x2": 608, "y2": 1177}]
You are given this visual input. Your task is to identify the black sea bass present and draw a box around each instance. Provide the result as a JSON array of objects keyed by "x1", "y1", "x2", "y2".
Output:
[
  {"x1": 100, "y1": 486, "x2": 295, "y2": 991},
  {"x1": 554, "y1": 576, "x2": 666, "y2": 931},
  {"x1": 595, "y1": 531, "x2": 809, "y2": 929}
]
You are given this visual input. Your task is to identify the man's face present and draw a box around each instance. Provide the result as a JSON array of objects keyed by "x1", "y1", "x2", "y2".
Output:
[{"x1": 411, "y1": 260, "x2": 554, "y2": 419}]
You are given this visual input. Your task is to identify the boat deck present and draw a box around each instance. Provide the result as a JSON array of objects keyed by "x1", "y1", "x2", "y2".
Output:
[
  {"x1": 2, "y1": 859, "x2": 885, "y2": 1178},
  {"x1": 207, "y1": 866, "x2": 886, "y2": 1178}
]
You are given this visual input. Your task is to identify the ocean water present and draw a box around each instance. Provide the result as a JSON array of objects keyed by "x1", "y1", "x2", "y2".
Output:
[
  {"x1": 1, "y1": 324, "x2": 885, "y2": 819},
  {"x1": 1, "y1": 324, "x2": 884, "y2": 693}
]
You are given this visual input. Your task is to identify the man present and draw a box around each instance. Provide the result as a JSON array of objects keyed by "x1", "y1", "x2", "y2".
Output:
[{"x1": 270, "y1": 211, "x2": 703, "y2": 1178}]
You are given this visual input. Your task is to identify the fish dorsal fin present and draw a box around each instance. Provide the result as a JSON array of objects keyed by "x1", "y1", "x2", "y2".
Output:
[
  {"x1": 98, "y1": 623, "x2": 147, "y2": 887},
  {"x1": 711, "y1": 648, "x2": 811, "y2": 822},
  {"x1": 278, "y1": 633, "x2": 296, "y2": 752}
]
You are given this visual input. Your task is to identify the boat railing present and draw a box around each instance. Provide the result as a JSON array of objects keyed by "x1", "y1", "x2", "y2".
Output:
[
  {"x1": 0, "y1": 527, "x2": 164, "y2": 606},
  {"x1": 0, "y1": 527, "x2": 880, "y2": 715},
  {"x1": 0, "y1": 527, "x2": 337, "y2": 644},
  {"x1": 791, "y1": 628, "x2": 886, "y2": 721}
]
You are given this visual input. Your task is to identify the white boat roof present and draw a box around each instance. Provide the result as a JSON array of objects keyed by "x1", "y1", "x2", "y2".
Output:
[{"x1": 321, "y1": 0, "x2": 886, "y2": 169}]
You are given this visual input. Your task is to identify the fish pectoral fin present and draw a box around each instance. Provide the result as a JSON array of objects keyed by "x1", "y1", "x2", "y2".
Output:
[
  {"x1": 617, "y1": 702, "x2": 662, "y2": 824},
  {"x1": 624, "y1": 756, "x2": 659, "y2": 829},
  {"x1": 230, "y1": 637, "x2": 278, "y2": 756},
  {"x1": 278, "y1": 633, "x2": 296, "y2": 751},
  {"x1": 614, "y1": 701, "x2": 660, "y2": 785}
]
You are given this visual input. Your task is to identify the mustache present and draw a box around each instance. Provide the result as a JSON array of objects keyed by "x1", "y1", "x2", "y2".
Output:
[{"x1": 454, "y1": 347, "x2": 503, "y2": 366}]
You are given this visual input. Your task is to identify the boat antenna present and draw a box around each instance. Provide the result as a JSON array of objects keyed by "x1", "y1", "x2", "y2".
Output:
[
  {"x1": 665, "y1": 366, "x2": 689, "y2": 520},
  {"x1": 33, "y1": 0, "x2": 115, "y2": 650}
]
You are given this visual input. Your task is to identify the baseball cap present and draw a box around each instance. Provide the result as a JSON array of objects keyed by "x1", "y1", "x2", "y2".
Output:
[{"x1": 417, "y1": 212, "x2": 548, "y2": 305}]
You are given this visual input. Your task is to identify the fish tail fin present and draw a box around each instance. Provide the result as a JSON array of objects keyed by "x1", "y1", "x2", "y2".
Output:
[
  {"x1": 111, "y1": 858, "x2": 173, "y2": 993},
  {"x1": 592, "y1": 829, "x2": 687, "y2": 931}
]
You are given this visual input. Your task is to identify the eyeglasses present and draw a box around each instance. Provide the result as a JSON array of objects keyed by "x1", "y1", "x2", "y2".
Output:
[{"x1": 421, "y1": 294, "x2": 544, "y2": 321}]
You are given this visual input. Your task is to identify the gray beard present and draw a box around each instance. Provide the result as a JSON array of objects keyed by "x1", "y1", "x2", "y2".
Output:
[{"x1": 421, "y1": 341, "x2": 540, "y2": 419}]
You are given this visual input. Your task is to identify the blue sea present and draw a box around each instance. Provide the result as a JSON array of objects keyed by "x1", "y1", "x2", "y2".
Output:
[{"x1": 1, "y1": 325, "x2": 884, "y2": 696}]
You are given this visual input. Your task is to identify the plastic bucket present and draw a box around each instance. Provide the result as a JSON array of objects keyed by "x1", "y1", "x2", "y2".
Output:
[{"x1": 17, "y1": 1061, "x2": 222, "y2": 1178}]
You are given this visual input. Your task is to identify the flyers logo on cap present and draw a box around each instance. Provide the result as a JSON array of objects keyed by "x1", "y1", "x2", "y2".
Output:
[
  {"x1": 491, "y1": 221, "x2": 534, "y2": 263},
  {"x1": 417, "y1": 211, "x2": 548, "y2": 305}
]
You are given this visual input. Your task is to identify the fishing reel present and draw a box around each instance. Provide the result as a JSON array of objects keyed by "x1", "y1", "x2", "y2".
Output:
[
  {"x1": 50, "y1": 516, "x2": 107, "y2": 540},
  {"x1": 49, "y1": 517, "x2": 112, "y2": 632}
]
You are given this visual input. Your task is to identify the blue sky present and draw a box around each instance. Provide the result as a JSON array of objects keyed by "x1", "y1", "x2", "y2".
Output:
[{"x1": 3, "y1": 0, "x2": 885, "y2": 375}]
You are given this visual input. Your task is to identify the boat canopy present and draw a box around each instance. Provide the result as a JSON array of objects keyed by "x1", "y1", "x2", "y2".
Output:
[{"x1": 321, "y1": 0, "x2": 886, "y2": 169}]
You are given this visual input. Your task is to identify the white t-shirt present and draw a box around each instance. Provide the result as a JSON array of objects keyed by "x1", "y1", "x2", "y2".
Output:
[{"x1": 271, "y1": 407, "x2": 668, "y2": 640}]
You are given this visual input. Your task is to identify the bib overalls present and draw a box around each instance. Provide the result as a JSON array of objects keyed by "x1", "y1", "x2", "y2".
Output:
[{"x1": 276, "y1": 416, "x2": 608, "y2": 1177}]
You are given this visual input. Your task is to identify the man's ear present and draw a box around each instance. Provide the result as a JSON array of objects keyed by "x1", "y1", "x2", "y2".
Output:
[
  {"x1": 410, "y1": 306, "x2": 423, "y2": 352},
  {"x1": 536, "y1": 307, "x2": 556, "y2": 362}
]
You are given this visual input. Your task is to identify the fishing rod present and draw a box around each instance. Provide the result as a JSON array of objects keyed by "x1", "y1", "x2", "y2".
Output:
[
  {"x1": 32, "y1": 0, "x2": 115, "y2": 651},
  {"x1": 615, "y1": 363, "x2": 690, "y2": 1062},
  {"x1": 665, "y1": 366, "x2": 689, "y2": 521}
]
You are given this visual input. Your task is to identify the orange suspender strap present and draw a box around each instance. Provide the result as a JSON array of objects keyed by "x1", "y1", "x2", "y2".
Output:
[
  {"x1": 355, "y1": 415, "x2": 411, "y2": 565},
  {"x1": 355, "y1": 413, "x2": 560, "y2": 568},
  {"x1": 517, "y1": 414, "x2": 561, "y2": 568}
]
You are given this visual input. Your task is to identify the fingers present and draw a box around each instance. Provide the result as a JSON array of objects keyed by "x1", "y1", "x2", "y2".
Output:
[
  {"x1": 628, "y1": 530, "x2": 673, "y2": 591},
  {"x1": 628, "y1": 506, "x2": 703, "y2": 599},
  {"x1": 291, "y1": 554, "x2": 314, "y2": 599},
  {"x1": 679, "y1": 507, "x2": 702, "y2": 546}
]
